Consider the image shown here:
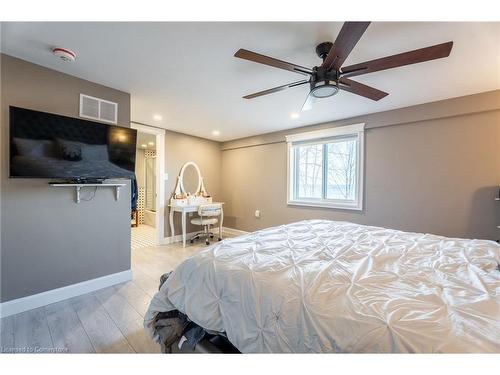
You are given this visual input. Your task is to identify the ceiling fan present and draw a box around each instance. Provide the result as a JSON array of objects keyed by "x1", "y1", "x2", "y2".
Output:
[{"x1": 234, "y1": 22, "x2": 453, "y2": 111}]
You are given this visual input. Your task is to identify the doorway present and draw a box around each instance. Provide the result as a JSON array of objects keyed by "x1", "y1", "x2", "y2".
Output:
[{"x1": 131, "y1": 122, "x2": 166, "y2": 248}]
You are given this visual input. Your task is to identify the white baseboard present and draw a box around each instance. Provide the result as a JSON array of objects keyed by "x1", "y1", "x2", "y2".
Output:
[
  {"x1": 161, "y1": 230, "x2": 201, "y2": 244},
  {"x1": 0, "y1": 269, "x2": 132, "y2": 318},
  {"x1": 221, "y1": 227, "x2": 249, "y2": 236}
]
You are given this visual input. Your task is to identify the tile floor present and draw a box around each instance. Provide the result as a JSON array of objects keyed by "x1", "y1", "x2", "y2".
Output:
[{"x1": 131, "y1": 224, "x2": 157, "y2": 251}]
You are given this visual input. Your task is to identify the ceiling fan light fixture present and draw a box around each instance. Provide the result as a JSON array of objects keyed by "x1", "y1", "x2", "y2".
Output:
[
  {"x1": 310, "y1": 80, "x2": 339, "y2": 98},
  {"x1": 235, "y1": 22, "x2": 453, "y2": 110}
]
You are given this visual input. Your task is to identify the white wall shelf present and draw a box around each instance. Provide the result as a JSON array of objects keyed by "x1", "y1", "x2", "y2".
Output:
[{"x1": 49, "y1": 183, "x2": 126, "y2": 203}]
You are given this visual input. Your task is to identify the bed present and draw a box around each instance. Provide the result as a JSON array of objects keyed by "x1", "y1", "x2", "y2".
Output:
[{"x1": 144, "y1": 220, "x2": 500, "y2": 353}]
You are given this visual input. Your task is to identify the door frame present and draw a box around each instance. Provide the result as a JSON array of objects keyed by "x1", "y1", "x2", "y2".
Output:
[{"x1": 131, "y1": 122, "x2": 166, "y2": 245}]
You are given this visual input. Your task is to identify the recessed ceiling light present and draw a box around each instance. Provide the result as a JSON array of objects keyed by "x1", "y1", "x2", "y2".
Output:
[
  {"x1": 212, "y1": 130, "x2": 220, "y2": 137},
  {"x1": 153, "y1": 114, "x2": 162, "y2": 121},
  {"x1": 141, "y1": 144, "x2": 147, "y2": 148},
  {"x1": 148, "y1": 141, "x2": 155, "y2": 146},
  {"x1": 290, "y1": 112, "x2": 299, "y2": 119}
]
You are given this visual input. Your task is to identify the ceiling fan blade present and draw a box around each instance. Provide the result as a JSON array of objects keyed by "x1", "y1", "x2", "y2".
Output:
[
  {"x1": 341, "y1": 41, "x2": 453, "y2": 78},
  {"x1": 235, "y1": 49, "x2": 313, "y2": 76},
  {"x1": 322, "y1": 22, "x2": 371, "y2": 71},
  {"x1": 301, "y1": 92, "x2": 316, "y2": 111},
  {"x1": 243, "y1": 80, "x2": 309, "y2": 99},
  {"x1": 339, "y1": 77, "x2": 388, "y2": 101}
]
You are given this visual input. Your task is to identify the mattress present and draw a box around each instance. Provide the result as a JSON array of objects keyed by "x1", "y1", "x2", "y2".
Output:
[{"x1": 145, "y1": 220, "x2": 500, "y2": 353}]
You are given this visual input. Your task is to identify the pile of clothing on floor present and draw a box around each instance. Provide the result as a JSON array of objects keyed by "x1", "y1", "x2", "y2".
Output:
[
  {"x1": 154, "y1": 309, "x2": 207, "y2": 352},
  {"x1": 145, "y1": 272, "x2": 238, "y2": 353}
]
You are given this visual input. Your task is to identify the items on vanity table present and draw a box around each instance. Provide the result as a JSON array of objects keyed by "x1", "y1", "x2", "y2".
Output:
[{"x1": 169, "y1": 161, "x2": 224, "y2": 247}]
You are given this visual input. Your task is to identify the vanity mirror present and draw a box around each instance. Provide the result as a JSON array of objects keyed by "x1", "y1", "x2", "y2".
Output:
[
  {"x1": 171, "y1": 161, "x2": 210, "y2": 205},
  {"x1": 180, "y1": 161, "x2": 202, "y2": 196}
]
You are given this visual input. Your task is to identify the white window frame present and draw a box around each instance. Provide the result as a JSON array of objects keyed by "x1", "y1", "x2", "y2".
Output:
[{"x1": 286, "y1": 123, "x2": 365, "y2": 211}]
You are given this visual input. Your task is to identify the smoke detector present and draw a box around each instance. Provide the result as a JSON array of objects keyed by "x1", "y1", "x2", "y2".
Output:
[{"x1": 52, "y1": 47, "x2": 76, "y2": 62}]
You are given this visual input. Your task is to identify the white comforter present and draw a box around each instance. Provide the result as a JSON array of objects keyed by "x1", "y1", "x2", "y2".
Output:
[{"x1": 145, "y1": 220, "x2": 500, "y2": 353}]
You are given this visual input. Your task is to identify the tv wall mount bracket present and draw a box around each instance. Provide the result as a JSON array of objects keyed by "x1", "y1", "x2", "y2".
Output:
[{"x1": 49, "y1": 183, "x2": 126, "y2": 204}]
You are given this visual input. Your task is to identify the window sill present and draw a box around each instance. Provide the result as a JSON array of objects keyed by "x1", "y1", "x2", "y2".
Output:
[{"x1": 287, "y1": 199, "x2": 362, "y2": 211}]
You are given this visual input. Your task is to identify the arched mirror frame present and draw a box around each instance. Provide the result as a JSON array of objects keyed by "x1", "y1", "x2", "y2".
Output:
[{"x1": 178, "y1": 161, "x2": 202, "y2": 196}]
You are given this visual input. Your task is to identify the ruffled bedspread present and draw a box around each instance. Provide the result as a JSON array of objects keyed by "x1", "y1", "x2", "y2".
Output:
[{"x1": 145, "y1": 220, "x2": 500, "y2": 353}]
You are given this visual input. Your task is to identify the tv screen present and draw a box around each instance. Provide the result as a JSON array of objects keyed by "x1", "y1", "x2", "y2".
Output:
[{"x1": 9, "y1": 106, "x2": 137, "y2": 180}]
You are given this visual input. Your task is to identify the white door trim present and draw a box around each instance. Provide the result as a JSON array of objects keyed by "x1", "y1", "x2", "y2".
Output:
[
  {"x1": 131, "y1": 122, "x2": 167, "y2": 245},
  {"x1": 0, "y1": 270, "x2": 132, "y2": 318}
]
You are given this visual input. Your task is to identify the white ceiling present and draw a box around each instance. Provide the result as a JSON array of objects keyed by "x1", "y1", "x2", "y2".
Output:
[{"x1": 1, "y1": 22, "x2": 499, "y2": 141}]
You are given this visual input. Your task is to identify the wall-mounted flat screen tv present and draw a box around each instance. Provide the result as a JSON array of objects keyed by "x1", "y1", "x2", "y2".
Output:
[{"x1": 9, "y1": 106, "x2": 137, "y2": 181}]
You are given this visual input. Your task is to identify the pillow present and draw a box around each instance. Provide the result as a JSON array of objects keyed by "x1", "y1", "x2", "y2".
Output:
[
  {"x1": 81, "y1": 144, "x2": 109, "y2": 161},
  {"x1": 57, "y1": 139, "x2": 82, "y2": 161},
  {"x1": 13, "y1": 138, "x2": 56, "y2": 157}
]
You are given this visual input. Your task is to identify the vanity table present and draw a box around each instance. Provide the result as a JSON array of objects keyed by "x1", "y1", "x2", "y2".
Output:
[
  {"x1": 168, "y1": 161, "x2": 224, "y2": 247},
  {"x1": 169, "y1": 202, "x2": 224, "y2": 248}
]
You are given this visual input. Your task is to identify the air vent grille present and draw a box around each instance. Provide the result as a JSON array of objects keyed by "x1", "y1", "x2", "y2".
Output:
[
  {"x1": 79, "y1": 94, "x2": 118, "y2": 124},
  {"x1": 80, "y1": 95, "x2": 99, "y2": 119}
]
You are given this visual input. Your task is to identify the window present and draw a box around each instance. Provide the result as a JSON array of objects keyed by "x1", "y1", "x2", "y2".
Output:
[{"x1": 286, "y1": 123, "x2": 364, "y2": 210}]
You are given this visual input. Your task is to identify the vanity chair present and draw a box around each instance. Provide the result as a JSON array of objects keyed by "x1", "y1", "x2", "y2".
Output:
[{"x1": 190, "y1": 203, "x2": 223, "y2": 245}]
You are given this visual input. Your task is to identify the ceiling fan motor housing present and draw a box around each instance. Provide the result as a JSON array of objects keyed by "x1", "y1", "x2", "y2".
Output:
[
  {"x1": 315, "y1": 41, "x2": 334, "y2": 61},
  {"x1": 310, "y1": 66, "x2": 339, "y2": 98}
]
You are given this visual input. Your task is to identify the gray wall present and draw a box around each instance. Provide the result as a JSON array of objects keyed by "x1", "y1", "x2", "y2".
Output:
[
  {"x1": 221, "y1": 90, "x2": 500, "y2": 240},
  {"x1": 165, "y1": 130, "x2": 222, "y2": 236},
  {"x1": 0, "y1": 54, "x2": 132, "y2": 302}
]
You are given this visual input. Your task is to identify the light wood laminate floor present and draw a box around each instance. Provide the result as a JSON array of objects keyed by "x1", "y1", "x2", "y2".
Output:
[{"x1": 0, "y1": 237, "x2": 218, "y2": 354}]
